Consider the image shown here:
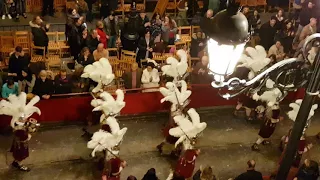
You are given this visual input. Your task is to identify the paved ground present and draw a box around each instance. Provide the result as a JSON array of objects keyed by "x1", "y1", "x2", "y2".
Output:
[{"x1": 1, "y1": 107, "x2": 320, "y2": 180}]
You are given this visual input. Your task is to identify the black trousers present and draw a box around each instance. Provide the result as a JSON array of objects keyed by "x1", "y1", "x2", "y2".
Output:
[
  {"x1": 15, "y1": 0, "x2": 26, "y2": 15},
  {"x1": 42, "y1": 0, "x2": 54, "y2": 16}
]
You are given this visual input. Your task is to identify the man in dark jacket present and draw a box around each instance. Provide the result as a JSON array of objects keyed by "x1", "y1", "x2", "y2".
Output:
[
  {"x1": 54, "y1": 69, "x2": 72, "y2": 94},
  {"x1": 122, "y1": 63, "x2": 142, "y2": 90},
  {"x1": 259, "y1": 16, "x2": 277, "y2": 50},
  {"x1": 42, "y1": 0, "x2": 54, "y2": 17},
  {"x1": 68, "y1": 17, "x2": 86, "y2": 61},
  {"x1": 85, "y1": 30, "x2": 100, "y2": 53},
  {"x1": 234, "y1": 160, "x2": 263, "y2": 180},
  {"x1": 8, "y1": 46, "x2": 29, "y2": 81}
]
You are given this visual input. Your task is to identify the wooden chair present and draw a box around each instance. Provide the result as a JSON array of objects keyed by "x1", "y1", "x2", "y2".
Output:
[
  {"x1": 57, "y1": 32, "x2": 70, "y2": 57},
  {"x1": 247, "y1": 0, "x2": 257, "y2": 6},
  {"x1": 152, "y1": 52, "x2": 166, "y2": 65},
  {"x1": 178, "y1": 26, "x2": 192, "y2": 43},
  {"x1": 117, "y1": 57, "x2": 135, "y2": 77},
  {"x1": 191, "y1": 26, "x2": 201, "y2": 35},
  {"x1": 54, "y1": 0, "x2": 66, "y2": 13},
  {"x1": 257, "y1": 0, "x2": 267, "y2": 12},
  {"x1": 14, "y1": 31, "x2": 30, "y2": 53},
  {"x1": 136, "y1": 0, "x2": 146, "y2": 11},
  {"x1": 46, "y1": 32, "x2": 61, "y2": 56},
  {"x1": 107, "y1": 48, "x2": 120, "y2": 72},
  {"x1": 30, "y1": 45, "x2": 46, "y2": 63},
  {"x1": 175, "y1": 41, "x2": 186, "y2": 50},
  {"x1": 166, "y1": 0, "x2": 177, "y2": 16},
  {"x1": 46, "y1": 55, "x2": 61, "y2": 69},
  {"x1": 0, "y1": 36, "x2": 15, "y2": 54},
  {"x1": 32, "y1": 0, "x2": 43, "y2": 13},
  {"x1": 140, "y1": 59, "x2": 148, "y2": 69},
  {"x1": 0, "y1": 31, "x2": 14, "y2": 36},
  {"x1": 121, "y1": 50, "x2": 136, "y2": 60}
]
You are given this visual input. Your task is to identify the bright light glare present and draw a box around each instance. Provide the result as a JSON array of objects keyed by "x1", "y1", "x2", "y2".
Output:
[{"x1": 207, "y1": 38, "x2": 245, "y2": 76}]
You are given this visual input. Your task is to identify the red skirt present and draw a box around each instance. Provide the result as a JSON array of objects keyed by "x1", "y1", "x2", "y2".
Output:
[
  {"x1": 258, "y1": 120, "x2": 276, "y2": 138},
  {"x1": 10, "y1": 141, "x2": 29, "y2": 161},
  {"x1": 175, "y1": 157, "x2": 196, "y2": 178}
]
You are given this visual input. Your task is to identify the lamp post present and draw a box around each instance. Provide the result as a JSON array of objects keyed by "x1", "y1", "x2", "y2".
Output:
[{"x1": 201, "y1": 1, "x2": 320, "y2": 179}]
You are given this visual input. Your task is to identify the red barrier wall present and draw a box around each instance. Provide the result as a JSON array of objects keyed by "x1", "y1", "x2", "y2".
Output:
[{"x1": 0, "y1": 87, "x2": 305, "y2": 127}]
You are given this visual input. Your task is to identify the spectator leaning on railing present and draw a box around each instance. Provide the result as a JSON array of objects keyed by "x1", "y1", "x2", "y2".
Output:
[
  {"x1": 1, "y1": 78, "x2": 18, "y2": 98},
  {"x1": 122, "y1": 62, "x2": 142, "y2": 91},
  {"x1": 32, "y1": 70, "x2": 54, "y2": 100},
  {"x1": 54, "y1": 69, "x2": 73, "y2": 94}
]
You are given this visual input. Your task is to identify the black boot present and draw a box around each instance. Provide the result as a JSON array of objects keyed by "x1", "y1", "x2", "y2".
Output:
[
  {"x1": 12, "y1": 161, "x2": 30, "y2": 171},
  {"x1": 251, "y1": 143, "x2": 259, "y2": 151}
]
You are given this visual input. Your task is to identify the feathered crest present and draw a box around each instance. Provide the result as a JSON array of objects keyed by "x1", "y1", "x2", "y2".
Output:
[
  {"x1": 287, "y1": 99, "x2": 318, "y2": 121},
  {"x1": 237, "y1": 45, "x2": 271, "y2": 80},
  {"x1": 169, "y1": 108, "x2": 207, "y2": 148},
  {"x1": 87, "y1": 116, "x2": 128, "y2": 157},
  {"x1": 81, "y1": 58, "x2": 115, "y2": 93},
  {"x1": 91, "y1": 89, "x2": 126, "y2": 123},
  {"x1": 252, "y1": 79, "x2": 284, "y2": 107},
  {"x1": 161, "y1": 49, "x2": 188, "y2": 83},
  {"x1": 159, "y1": 80, "x2": 191, "y2": 111},
  {"x1": 0, "y1": 92, "x2": 41, "y2": 127}
]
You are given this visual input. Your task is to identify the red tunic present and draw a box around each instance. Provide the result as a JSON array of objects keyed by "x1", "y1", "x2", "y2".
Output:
[
  {"x1": 258, "y1": 109, "x2": 280, "y2": 138},
  {"x1": 175, "y1": 149, "x2": 198, "y2": 178},
  {"x1": 96, "y1": 28, "x2": 108, "y2": 48},
  {"x1": 10, "y1": 129, "x2": 29, "y2": 161},
  {"x1": 106, "y1": 157, "x2": 123, "y2": 180},
  {"x1": 162, "y1": 112, "x2": 179, "y2": 144}
]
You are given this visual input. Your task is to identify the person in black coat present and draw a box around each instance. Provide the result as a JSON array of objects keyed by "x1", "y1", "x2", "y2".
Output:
[
  {"x1": 30, "y1": 16, "x2": 49, "y2": 55},
  {"x1": 54, "y1": 69, "x2": 73, "y2": 94},
  {"x1": 85, "y1": 30, "x2": 100, "y2": 53},
  {"x1": 259, "y1": 16, "x2": 277, "y2": 50},
  {"x1": 234, "y1": 160, "x2": 263, "y2": 180},
  {"x1": 137, "y1": 10, "x2": 150, "y2": 38},
  {"x1": 42, "y1": 0, "x2": 54, "y2": 17},
  {"x1": 136, "y1": 31, "x2": 154, "y2": 65},
  {"x1": 77, "y1": 47, "x2": 94, "y2": 67},
  {"x1": 8, "y1": 46, "x2": 30, "y2": 81},
  {"x1": 121, "y1": 9, "x2": 140, "y2": 51},
  {"x1": 68, "y1": 17, "x2": 87, "y2": 61},
  {"x1": 142, "y1": 168, "x2": 159, "y2": 180},
  {"x1": 32, "y1": 70, "x2": 54, "y2": 100},
  {"x1": 295, "y1": 159, "x2": 319, "y2": 180}
]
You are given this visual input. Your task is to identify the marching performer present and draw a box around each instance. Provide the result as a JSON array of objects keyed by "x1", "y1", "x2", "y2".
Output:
[
  {"x1": 231, "y1": 45, "x2": 272, "y2": 121},
  {"x1": 81, "y1": 57, "x2": 116, "y2": 138},
  {"x1": 102, "y1": 157, "x2": 127, "y2": 180},
  {"x1": 158, "y1": 80, "x2": 192, "y2": 156},
  {"x1": 251, "y1": 103, "x2": 281, "y2": 151},
  {"x1": 167, "y1": 149, "x2": 201, "y2": 180},
  {"x1": 279, "y1": 99, "x2": 318, "y2": 167},
  {"x1": 279, "y1": 129, "x2": 313, "y2": 167},
  {"x1": 0, "y1": 92, "x2": 41, "y2": 171}
]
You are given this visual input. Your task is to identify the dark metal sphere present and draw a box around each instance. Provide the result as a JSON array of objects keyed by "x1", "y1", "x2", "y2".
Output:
[{"x1": 201, "y1": 9, "x2": 250, "y2": 45}]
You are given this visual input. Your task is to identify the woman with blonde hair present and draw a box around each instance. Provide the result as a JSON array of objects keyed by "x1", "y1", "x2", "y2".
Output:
[{"x1": 193, "y1": 165, "x2": 216, "y2": 180}]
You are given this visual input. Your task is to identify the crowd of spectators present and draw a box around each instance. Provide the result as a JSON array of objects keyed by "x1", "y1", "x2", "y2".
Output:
[
  {"x1": 112, "y1": 158, "x2": 320, "y2": 180},
  {"x1": 0, "y1": 0, "x2": 319, "y2": 99}
]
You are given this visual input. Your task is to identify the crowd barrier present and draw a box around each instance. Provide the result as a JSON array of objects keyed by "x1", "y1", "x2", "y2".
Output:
[{"x1": 0, "y1": 84, "x2": 305, "y2": 128}]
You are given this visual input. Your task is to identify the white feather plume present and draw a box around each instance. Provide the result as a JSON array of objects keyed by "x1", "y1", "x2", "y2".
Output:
[
  {"x1": 252, "y1": 79, "x2": 283, "y2": 107},
  {"x1": 161, "y1": 49, "x2": 188, "y2": 82},
  {"x1": 81, "y1": 58, "x2": 115, "y2": 93},
  {"x1": 287, "y1": 99, "x2": 318, "y2": 121},
  {"x1": 87, "y1": 116, "x2": 127, "y2": 157},
  {"x1": 160, "y1": 80, "x2": 191, "y2": 111},
  {"x1": 92, "y1": 89, "x2": 126, "y2": 116},
  {"x1": 0, "y1": 92, "x2": 41, "y2": 128},
  {"x1": 237, "y1": 45, "x2": 271, "y2": 80},
  {"x1": 169, "y1": 108, "x2": 206, "y2": 147}
]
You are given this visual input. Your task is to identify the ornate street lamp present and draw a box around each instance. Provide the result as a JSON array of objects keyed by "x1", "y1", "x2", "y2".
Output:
[{"x1": 201, "y1": 1, "x2": 320, "y2": 179}]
